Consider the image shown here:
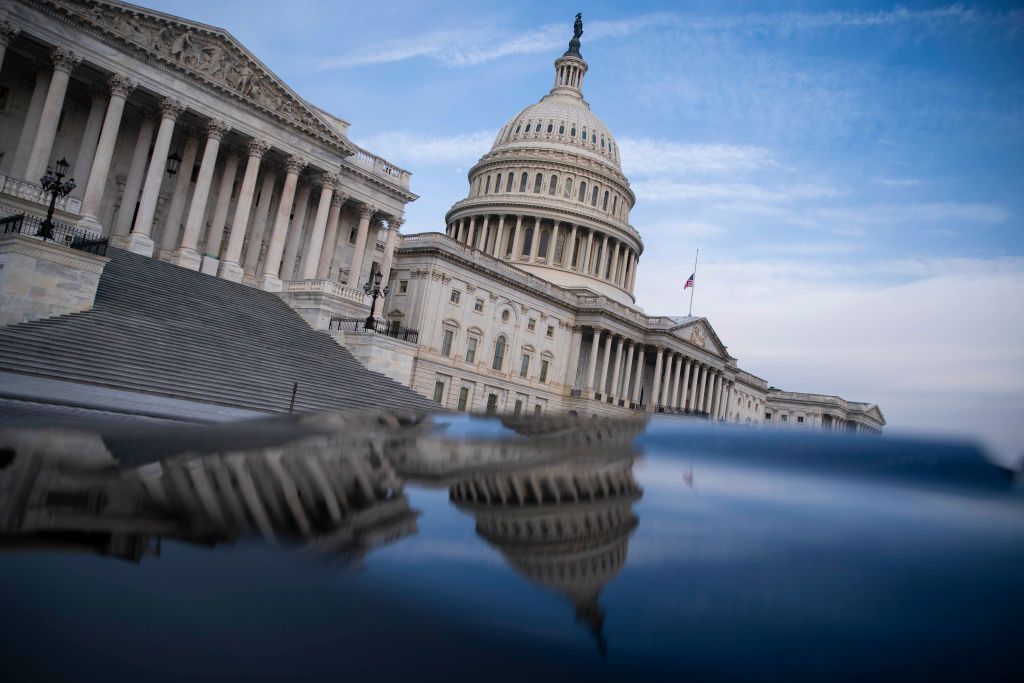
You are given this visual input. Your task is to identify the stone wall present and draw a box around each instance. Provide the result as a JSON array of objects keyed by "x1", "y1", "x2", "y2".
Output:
[
  {"x1": 0, "y1": 234, "x2": 107, "y2": 327},
  {"x1": 330, "y1": 329, "x2": 417, "y2": 387}
]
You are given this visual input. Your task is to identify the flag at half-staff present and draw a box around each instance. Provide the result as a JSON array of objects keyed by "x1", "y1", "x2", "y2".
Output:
[
  {"x1": 684, "y1": 273, "x2": 695, "y2": 290},
  {"x1": 687, "y1": 249, "x2": 699, "y2": 316}
]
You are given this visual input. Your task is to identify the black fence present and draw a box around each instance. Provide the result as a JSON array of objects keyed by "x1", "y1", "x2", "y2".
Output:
[
  {"x1": 0, "y1": 212, "x2": 108, "y2": 256},
  {"x1": 329, "y1": 316, "x2": 419, "y2": 344}
]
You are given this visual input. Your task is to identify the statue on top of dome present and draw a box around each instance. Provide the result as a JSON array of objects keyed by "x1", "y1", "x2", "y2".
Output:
[{"x1": 566, "y1": 13, "x2": 583, "y2": 56}]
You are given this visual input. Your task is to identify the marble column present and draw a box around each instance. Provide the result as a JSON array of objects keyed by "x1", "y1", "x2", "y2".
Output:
[
  {"x1": 510, "y1": 215, "x2": 525, "y2": 259},
  {"x1": 344, "y1": 203, "x2": 375, "y2": 287},
  {"x1": 300, "y1": 174, "x2": 339, "y2": 280},
  {"x1": 72, "y1": 87, "x2": 108, "y2": 193},
  {"x1": 379, "y1": 216, "x2": 402, "y2": 290},
  {"x1": 583, "y1": 328, "x2": 602, "y2": 393},
  {"x1": 280, "y1": 182, "x2": 312, "y2": 281},
  {"x1": 218, "y1": 138, "x2": 269, "y2": 280},
  {"x1": 77, "y1": 75, "x2": 136, "y2": 233},
  {"x1": 597, "y1": 332, "x2": 614, "y2": 397},
  {"x1": 566, "y1": 225, "x2": 578, "y2": 269},
  {"x1": 529, "y1": 218, "x2": 542, "y2": 262},
  {"x1": 696, "y1": 366, "x2": 709, "y2": 413},
  {"x1": 610, "y1": 336, "x2": 625, "y2": 400},
  {"x1": 650, "y1": 347, "x2": 665, "y2": 409},
  {"x1": 671, "y1": 353, "x2": 684, "y2": 408},
  {"x1": 620, "y1": 341, "x2": 634, "y2": 404},
  {"x1": 202, "y1": 148, "x2": 240, "y2": 263},
  {"x1": 242, "y1": 166, "x2": 280, "y2": 280},
  {"x1": 316, "y1": 191, "x2": 346, "y2": 280},
  {"x1": 25, "y1": 48, "x2": 81, "y2": 183},
  {"x1": 660, "y1": 353, "x2": 675, "y2": 406},
  {"x1": 631, "y1": 346, "x2": 646, "y2": 405},
  {"x1": 680, "y1": 358, "x2": 692, "y2": 410},
  {"x1": 722, "y1": 382, "x2": 734, "y2": 421},
  {"x1": 157, "y1": 130, "x2": 200, "y2": 258},
  {"x1": 259, "y1": 154, "x2": 306, "y2": 290},
  {"x1": 707, "y1": 373, "x2": 720, "y2": 419},
  {"x1": 0, "y1": 20, "x2": 20, "y2": 74},
  {"x1": 11, "y1": 66, "x2": 50, "y2": 178},
  {"x1": 109, "y1": 111, "x2": 155, "y2": 245},
  {"x1": 173, "y1": 119, "x2": 230, "y2": 269},
  {"x1": 689, "y1": 363, "x2": 702, "y2": 412},
  {"x1": 493, "y1": 215, "x2": 506, "y2": 257},
  {"x1": 129, "y1": 98, "x2": 185, "y2": 256},
  {"x1": 582, "y1": 230, "x2": 594, "y2": 273},
  {"x1": 475, "y1": 215, "x2": 487, "y2": 250}
]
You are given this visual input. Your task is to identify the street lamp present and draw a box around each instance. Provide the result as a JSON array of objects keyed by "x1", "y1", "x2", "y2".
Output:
[
  {"x1": 166, "y1": 151, "x2": 182, "y2": 176},
  {"x1": 362, "y1": 262, "x2": 389, "y2": 331},
  {"x1": 37, "y1": 157, "x2": 75, "y2": 241}
]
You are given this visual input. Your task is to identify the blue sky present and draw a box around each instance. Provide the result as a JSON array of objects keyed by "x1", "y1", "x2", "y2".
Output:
[{"x1": 147, "y1": 1, "x2": 1023, "y2": 459}]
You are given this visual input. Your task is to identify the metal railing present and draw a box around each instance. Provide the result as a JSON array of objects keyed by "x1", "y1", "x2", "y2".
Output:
[
  {"x1": 1, "y1": 211, "x2": 108, "y2": 256},
  {"x1": 328, "y1": 316, "x2": 419, "y2": 344}
]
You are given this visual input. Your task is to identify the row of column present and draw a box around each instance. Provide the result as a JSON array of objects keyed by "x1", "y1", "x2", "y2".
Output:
[
  {"x1": 446, "y1": 213, "x2": 638, "y2": 292},
  {"x1": 2, "y1": 39, "x2": 400, "y2": 291},
  {"x1": 568, "y1": 327, "x2": 734, "y2": 419}
]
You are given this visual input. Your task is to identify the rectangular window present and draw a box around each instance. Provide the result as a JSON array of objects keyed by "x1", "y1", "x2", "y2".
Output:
[
  {"x1": 486, "y1": 393, "x2": 499, "y2": 415},
  {"x1": 546, "y1": 325, "x2": 554, "y2": 338},
  {"x1": 781, "y1": 414, "x2": 788, "y2": 422},
  {"x1": 349, "y1": 228, "x2": 357, "y2": 244},
  {"x1": 450, "y1": 290, "x2": 461, "y2": 304},
  {"x1": 520, "y1": 353, "x2": 530, "y2": 378},
  {"x1": 534, "y1": 404, "x2": 542, "y2": 416},
  {"x1": 527, "y1": 318, "x2": 536, "y2": 332},
  {"x1": 514, "y1": 399, "x2": 523, "y2": 415},
  {"x1": 397, "y1": 280, "x2": 408, "y2": 294},
  {"x1": 474, "y1": 298, "x2": 484, "y2": 312},
  {"x1": 441, "y1": 329, "x2": 454, "y2": 357},
  {"x1": 466, "y1": 337, "x2": 478, "y2": 364},
  {"x1": 539, "y1": 359, "x2": 549, "y2": 383},
  {"x1": 457, "y1": 387, "x2": 470, "y2": 411},
  {"x1": 432, "y1": 381, "x2": 445, "y2": 404},
  {"x1": 765, "y1": 412, "x2": 773, "y2": 420},
  {"x1": 797, "y1": 416, "x2": 804, "y2": 424}
]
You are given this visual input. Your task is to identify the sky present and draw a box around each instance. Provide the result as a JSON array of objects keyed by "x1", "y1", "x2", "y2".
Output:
[{"x1": 146, "y1": 0, "x2": 1024, "y2": 461}]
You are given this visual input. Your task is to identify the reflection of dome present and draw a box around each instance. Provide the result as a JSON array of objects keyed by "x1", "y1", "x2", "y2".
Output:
[
  {"x1": 450, "y1": 455, "x2": 641, "y2": 654},
  {"x1": 444, "y1": 16, "x2": 642, "y2": 307}
]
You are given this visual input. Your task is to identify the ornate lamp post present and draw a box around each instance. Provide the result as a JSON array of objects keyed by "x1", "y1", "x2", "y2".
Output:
[
  {"x1": 362, "y1": 261, "x2": 389, "y2": 331},
  {"x1": 166, "y1": 151, "x2": 182, "y2": 176},
  {"x1": 37, "y1": 157, "x2": 75, "y2": 241}
]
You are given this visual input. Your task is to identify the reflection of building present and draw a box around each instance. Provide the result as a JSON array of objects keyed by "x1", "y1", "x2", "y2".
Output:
[
  {"x1": 0, "y1": 428, "x2": 417, "y2": 567},
  {"x1": 449, "y1": 444, "x2": 642, "y2": 655}
]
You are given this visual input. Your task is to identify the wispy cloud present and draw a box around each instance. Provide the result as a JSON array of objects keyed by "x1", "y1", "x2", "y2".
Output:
[
  {"x1": 619, "y1": 138, "x2": 776, "y2": 176},
  {"x1": 633, "y1": 180, "x2": 840, "y2": 204},
  {"x1": 353, "y1": 129, "x2": 495, "y2": 167}
]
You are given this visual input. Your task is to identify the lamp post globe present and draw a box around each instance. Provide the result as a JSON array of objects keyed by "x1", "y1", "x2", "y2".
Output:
[
  {"x1": 363, "y1": 262, "x2": 390, "y2": 331},
  {"x1": 37, "y1": 157, "x2": 75, "y2": 241}
]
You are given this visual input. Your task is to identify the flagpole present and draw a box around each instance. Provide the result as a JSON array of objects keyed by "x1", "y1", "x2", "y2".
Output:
[{"x1": 688, "y1": 248, "x2": 699, "y2": 317}]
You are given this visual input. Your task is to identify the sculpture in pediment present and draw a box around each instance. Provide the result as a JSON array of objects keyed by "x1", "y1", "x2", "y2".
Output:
[{"x1": 688, "y1": 325, "x2": 707, "y2": 349}]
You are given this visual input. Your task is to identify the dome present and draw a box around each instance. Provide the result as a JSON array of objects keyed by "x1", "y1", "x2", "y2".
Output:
[{"x1": 443, "y1": 15, "x2": 643, "y2": 308}]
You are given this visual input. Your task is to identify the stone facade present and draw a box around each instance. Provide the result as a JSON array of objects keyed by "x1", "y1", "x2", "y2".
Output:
[
  {"x1": 0, "y1": 233, "x2": 106, "y2": 326},
  {"x1": 330, "y1": 328, "x2": 417, "y2": 388}
]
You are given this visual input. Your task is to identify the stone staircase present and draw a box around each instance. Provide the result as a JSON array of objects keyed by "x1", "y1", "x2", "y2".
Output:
[{"x1": 0, "y1": 248, "x2": 439, "y2": 414}]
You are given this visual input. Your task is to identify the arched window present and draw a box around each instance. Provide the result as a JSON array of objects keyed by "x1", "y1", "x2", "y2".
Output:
[
  {"x1": 485, "y1": 176, "x2": 491, "y2": 194},
  {"x1": 564, "y1": 178, "x2": 573, "y2": 198},
  {"x1": 514, "y1": 124, "x2": 521, "y2": 134},
  {"x1": 538, "y1": 229, "x2": 550, "y2": 259},
  {"x1": 533, "y1": 173, "x2": 543, "y2": 193},
  {"x1": 547, "y1": 123, "x2": 553, "y2": 133},
  {"x1": 612, "y1": 195, "x2": 618, "y2": 214},
  {"x1": 519, "y1": 172, "x2": 528, "y2": 192},
  {"x1": 578, "y1": 181, "x2": 587, "y2": 203},
  {"x1": 570, "y1": 126, "x2": 576, "y2": 138},
  {"x1": 548, "y1": 175, "x2": 557, "y2": 195},
  {"x1": 571, "y1": 236, "x2": 580, "y2": 268},
  {"x1": 492, "y1": 335, "x2": 506, "y2": 370},
  {"x1": 591, "y1": 185, "x2": 599, "y2": 206},
  {"x1": 495, "y1": 173, "x2": 502, "y2": 192},
  {"x1": 505, "y1": 228, "x2": 515, "y2": 256},
  {"x1": 581, "y1": 129, "x2": 587, "y2": 142},
  {"x1": 475, "y1": 178, "x2": 481, "y2": 196},
  {"x1": 558, "y1": 123, "x2": 565, "y2": 135},
  {"x1": 554, "y1": 232, "x2": 565, "y2": 263},
  {"x1": 600, "y1": 136, "x2": 605, "y2": 149},
  {"x1": 602, "y1": 190, "x2": 609, "y2": 210},
  {"x1": 522, "y1": 227, "x2": 534, "y2": 256},
  {"x1": 525, "y1": 122, "x2": 531, "y2": 133},
  {"x1": 505, "y1": 173, "x2": 514, "y2": 193},
  {"x1": 592, "y1": 133, "x2": 597, "y2": 143}
]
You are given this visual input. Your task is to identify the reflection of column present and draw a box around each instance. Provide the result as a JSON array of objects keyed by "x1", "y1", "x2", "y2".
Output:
[
  {"x1": 202, "y1": 148, "x2": 240, "y2": 262},
  {"x1": 260, "y1": 155, "x2": 306, "y2": 291},
  {"x1": 78, "y1": 75, "x2": 136, "y2": 233},
  {"x1": 631, "y1": 346, "x2": 646, "y2": 405},
  {"x1": 242, "y1": 166, "x2": 279, "y2": 280},
  {"x1": 218, "y1": 138, "x2": 269, "y2": 281},
  {"x1": 109, "y1": 111, "x2": 155, "y2": 246},
  {"x1": 650, "y1": 347, "x2": 664, "y2": 409},
  {"x1": 379, "y1": 216, "x2": 402, "y2": 290},
  {"x1": 300, "y1": 174, "x2": 338, "y2": 280},
  {"x1": 175, "y1": 119, "x2": 229, "y2": 270},
  {"x1": 565, "y1": 326, "x2": 583, "y2": 388},
  {"x1": 0, "y1": 20, "x2": 20, "y2": 79},
  {"x1": 280, "y1": 182, "x2": 312, "y2": 281},
  {"x1": 583, "y1": 328, "x2": 602, "y2": 394},
  {"x1": 316, "y1": 192, "x2": 346, "y2": 280},
  {"x1": 345, "y1": 203, "x2": 375, "y2": 287},
  {"x1": 11, "y1": 66, "x2": 50, "y2": 178},
  {"x1": 73, "y1": 87, "x2": 108, "y2": 194},
  {"x1": 25, "y1": 48, "x2": 81, "y2": 182},
  {"x1": 130, "y1": 98, "x2": 185, "y2": 256},
  {"x1": 157, "y1": 131, "x2": 200, "y2": 259}
]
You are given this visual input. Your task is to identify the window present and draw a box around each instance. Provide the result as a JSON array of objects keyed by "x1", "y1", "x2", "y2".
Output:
[
  {"x1": 450, "y1": 289, "x2": 461, "y2": 304},
  {"x1": 554, "y1": 233, "x2": 565, "y2": 263},
  {"x1": 466, "y1": 336, "x2": 478, "y2": 363},
  {"x1": 514, "y1": 399, "x2": 523, "y2": 416},
  {"x1": 484, "y1": 176, "x2": 491, "y2": 193},
  {"x1": 492, "y1": 335, "x2": 506, "y2": 370},
  {"x1": 591, "y1": 186, "x2": 599, "y2": 206},
  {"x1": 539, "y1": 359, "x2": 549, "y2": 383},
  {"x1": 520, "y1": 353, "x2": 531, "y2": 378},
  {"x1": 474, "y1": 298, "x2": 484, "y2": 312},
  {"x1": 581, "y1": 128, "x2": 587, "y2": 141},
  {"x1": 495, "y1": 173, "x2": 502, "y2": 192},
  {"x1": 525, "y1": 122, "x2": 531, "y2": 133},
  {"x1": 547, "y1": 123, "x2": 553, "y2": 133},
  {"x1": 570, "y1": 126, "x2": 576, "y2": 137},
  {"x1": 534, "y1": 404, "x2": 542, "y2": 416},
  {"x1": 533, "y1": 173, "x2": 543, "y2": 193},
  {"x1": 505, "y1": 173, "x2": 514, "y2": 192},
  {"x1": 441, "y1": 329, "x2": 454, "y2": 357},
  {"x1": 486, "y1": 393, "x2": 499, "y2": 415},
  {"x1": 797, "y1": 416, "x2": 805, "y2": 424},
  {"x1": 546, "y1": 325, "x2": 554, "y2": 338},
  {"x1": 515, "y1": 124, "x2": 521, "y2": 134},
  {"x1": 578, "y1": 182, "x2": 587, "y2": 203},
  {"x1": 527, "y1": 318, "x2": 536, "y2": 332},
  {"x1": 548, "y1": 175, "x2": 557, "y2": 195},
  {"x1": 501, "y1": 309, "x2": 511, "y2": 323},
  {"x1": 602, "y1": 190, "x2": 609, "y2": 210},
  {"x1": 564, "y1": 178, "x2": 573, "y2": 198},
  {"x1": 519, "y1": 172, "x2": 528, "y2": 192},
  {"x1": 765, "y1": 412, "x2": 773, "y2": 420},
  {"x1": 521, "y1": 227, "x2": 533, "y2": 256},
  {"x1": 612, "y1": 196, "x2": 618, "y2": 214},
  {"x1": 781, "y1": 414, "x2": 789, "y2": 423},
  {"x1": 457, "y1": 387, "x2": 470, "y2": 411},
  {"x1": 592, "y1": 133, "x2": 597, "y2": 143},
  {"x1": 558, "y1": 124, "x2": 565, "y2": 134},
  {"x1": 538, "y1": 230, "x2": 550, "y2": 259},
  {"x1": 432, "y1": 381, "x2": 446, "y2": 403},
  {"x1": 397, "y1": 280, "x2": 408, "y2": 294}
]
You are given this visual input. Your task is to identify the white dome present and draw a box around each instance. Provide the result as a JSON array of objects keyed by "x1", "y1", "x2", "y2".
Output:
[{"x1": 492, "y1": 93, "x2": 622, "y2": 170}]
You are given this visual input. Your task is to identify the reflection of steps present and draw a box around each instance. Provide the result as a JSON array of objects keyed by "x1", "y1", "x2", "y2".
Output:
[{"x1": 0, "y1": 248, "x2": 438, "y2": 413}]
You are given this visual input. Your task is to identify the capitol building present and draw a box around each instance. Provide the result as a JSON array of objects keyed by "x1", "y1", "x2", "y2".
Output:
[{"x1": 0, "y1": 1, "x2": 884, "y2": 433}]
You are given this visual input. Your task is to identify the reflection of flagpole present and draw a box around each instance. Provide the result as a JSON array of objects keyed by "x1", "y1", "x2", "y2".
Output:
[{"x1": 688, "y1": 249, "x2": 699, "y2": 317}]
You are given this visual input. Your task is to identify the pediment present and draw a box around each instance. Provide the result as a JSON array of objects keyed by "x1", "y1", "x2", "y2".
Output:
[
  {"x1": 673, "y1": 318, "x2": 728, "y2": 358},
  {"x1": 44, "y1": 0, "x2": 355, "y2": 155}
]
